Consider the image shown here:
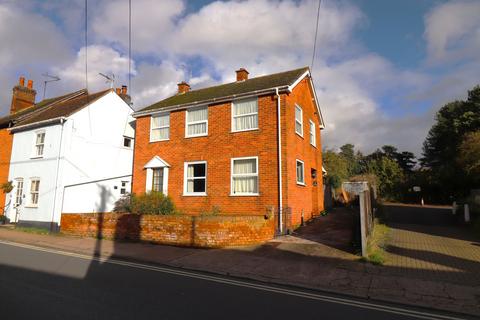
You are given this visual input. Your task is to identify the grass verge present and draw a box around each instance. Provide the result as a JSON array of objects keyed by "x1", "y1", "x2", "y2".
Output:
[
  {"x1": 14, "y1": 226, "x2": 52, "y2": 235},
  {"x1": 364, "y1": 218, "x2": 390, "y2": 265}
]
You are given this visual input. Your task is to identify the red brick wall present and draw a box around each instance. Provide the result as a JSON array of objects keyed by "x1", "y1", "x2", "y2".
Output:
[
  {"x1": 284, "y1": 78, "x2": 324, "y2": 226},
  {"x1": 0, "y1": 128, "x2": 13, "y2": 213},
  {"x1": 132, "y1": 94, "x2": 280, "y2": 215},
  {"x1": 61, "y1": 213, "x2": 275, "y2": 247}
]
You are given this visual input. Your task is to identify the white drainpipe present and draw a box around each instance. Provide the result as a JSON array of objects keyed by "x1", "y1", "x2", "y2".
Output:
[
  {"x1": 276, "y1": 88, "x2": 283, "y2": 234},
  {"x1": 51, "y1": 118, "x2": 65, "y2": 231}
]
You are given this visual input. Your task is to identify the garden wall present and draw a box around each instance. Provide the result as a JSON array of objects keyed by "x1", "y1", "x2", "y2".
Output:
[{"x1": 60, "y1": 213, "x2": 275, "y2": 247}]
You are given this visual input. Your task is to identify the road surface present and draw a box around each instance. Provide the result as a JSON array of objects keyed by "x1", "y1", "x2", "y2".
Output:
[{"x1": 0, "y1": 241, "x2": 470, "y2": 320}]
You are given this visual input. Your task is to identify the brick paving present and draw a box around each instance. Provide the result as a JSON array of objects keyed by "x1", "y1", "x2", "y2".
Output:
[{"x1": 384, "y1": 223, "x2": 480, "y2": 286}]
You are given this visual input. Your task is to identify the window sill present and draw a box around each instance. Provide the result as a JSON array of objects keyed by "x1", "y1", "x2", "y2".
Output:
[
  {"x1": 295, "y1": 131, "x2": 304, "y2": 138},
  {"x1": 230, "y1": 193, "x2": 260, "y2": 197},
  {"x1": 24, "y1": 205, "x2": 38, "y2": 208},
  {"x1": 185, "y1": 134, "x2": 208, "y2": 139},
  {"x1": 310, "y1": 143, "x2": 317, "y2": 148},
  {"x1": 30, "y1": 156, "x2": 44, "y2": 159},
  {"x1": 296, "y1": 182, "x2": 306, "y2": 187},
  {"x1": 183, "y1": 193, "x2": 207, "y2": 197},
  {"x1": 149, "y1": 139, "x2": 170, "y2": 143},
  {"x1": 231, "y1": 128, "x2": 259, "y2": 133}
]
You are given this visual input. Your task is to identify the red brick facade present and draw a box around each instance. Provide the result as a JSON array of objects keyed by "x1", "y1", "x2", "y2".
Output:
[
  {"x1": 0, "y1": 128, "x2": 13, "y2": 214},
  {"x1": 61, "y1": 213, "x2": 275, "y2": 247},
  {"x1": 132, "y1": 75, "x2": 323, "y2": 229}
]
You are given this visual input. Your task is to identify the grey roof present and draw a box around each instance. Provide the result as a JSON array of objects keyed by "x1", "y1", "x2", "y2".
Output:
[{"x1": 139, "y1": 67, "x2": 309, "y2": 113}]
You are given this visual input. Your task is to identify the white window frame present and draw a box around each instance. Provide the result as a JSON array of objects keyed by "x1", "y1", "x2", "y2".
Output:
[
  {"x1": 230, "y1": 156, "x2": 259, "y2": 196},
  {"x1": 32, "y1": 130, "x2": 46, "y2": 158},
  {"x1": 295, "y1": 104, "x2": 303, "y2": 137},
  {"x1": 150, "y1": 113, "x2": 170, "y2": 142},
  {"x1": 185, "y1": 106, "x2": 208, "y2": 138},
  {"x1": 309, "y1": 120, "x2": 316, "y2": 147},
  {"x1": 296, "y1": 159, "x2": 305, "y2": 186},
  {"x1": 28, "y1": 178, "x2": 40, "y2": 207},
  {"x1": 231, "y1": 98, "x2": 259, "y2": 133},
  {"x1": 183, "y1": 161, "x2": 207, "y2": 196}
]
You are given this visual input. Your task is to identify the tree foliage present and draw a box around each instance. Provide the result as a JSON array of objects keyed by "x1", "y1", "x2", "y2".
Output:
[
  {"x1": 457, "y1": 131, "x2": 480, "y2": 182},
  {"x1": 421, "y1": 85, "x2": 480, "y2": 198}
]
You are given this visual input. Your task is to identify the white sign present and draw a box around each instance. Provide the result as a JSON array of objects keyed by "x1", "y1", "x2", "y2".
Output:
[
  {"x1": 413, "y1": 186, "x2": 421, "y2": 192},
  {"x1": 342, "y1": 182, "x2": 368, "y2": 195}
]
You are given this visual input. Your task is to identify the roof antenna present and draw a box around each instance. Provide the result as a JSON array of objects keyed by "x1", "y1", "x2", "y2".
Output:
[
  {"x1": 98, "y1": 72, "x2": 115, "y2": 88},
  {"x1": 42, "y1": 73, "x2": 61, "y2": 100}
]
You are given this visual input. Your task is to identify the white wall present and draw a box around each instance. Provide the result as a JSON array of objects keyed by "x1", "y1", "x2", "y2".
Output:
[
  {"x1": 5, "y1": 91, "x2": 134, "y2": 227},
  {"x1": 5, "y1": 124, "x2": 64, "y2": 225}
]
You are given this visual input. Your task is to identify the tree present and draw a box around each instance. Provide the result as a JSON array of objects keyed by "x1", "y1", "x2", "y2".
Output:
[
  {"x1": 396, "y1": 151, "x2": 416, "y2": 173},
  {"x1": 366, "y1": 156, "x2": 404, "y2": 199},
  {"x1": 457, "y1": 131, "x2": 480, "y2": 182},
  {"x1": 421, "y1": 85, "x2": 480, "y2": 198},
  {"x1": 339, "y1": 143, "x2": 362, "y2": 176},
  {"x1": 323, "y1": 150, "x2": 349, "y2": 189}
]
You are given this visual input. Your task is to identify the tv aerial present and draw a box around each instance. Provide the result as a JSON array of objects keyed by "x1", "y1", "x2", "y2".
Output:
[
  {"x1": 98, "y1": 73, "x2": 115, "y2": 88},
  {"x1": 42, "y1": 73, "x2": 61, "y2": 100}
]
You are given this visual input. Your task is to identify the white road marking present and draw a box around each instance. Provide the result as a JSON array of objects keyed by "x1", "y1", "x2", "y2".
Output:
[{"x1": 0, "y1": 239, "x2": 468, "y2": 320}]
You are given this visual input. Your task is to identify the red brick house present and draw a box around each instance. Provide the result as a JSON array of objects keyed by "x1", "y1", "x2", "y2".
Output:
[{"x1": 132, "y1": 67, "x2": 325, "y2": 232}]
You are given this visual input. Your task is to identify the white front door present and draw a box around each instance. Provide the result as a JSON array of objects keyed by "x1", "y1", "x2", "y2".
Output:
[{"x1": 13, "y1": 179, "x2": 24, "y2": 223}]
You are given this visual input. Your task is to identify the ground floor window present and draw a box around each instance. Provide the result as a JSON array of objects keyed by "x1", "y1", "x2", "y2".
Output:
[
  {"x1": 184, "y1": 161, "x2": 207, "y2": 195},
  {"x1": 231, "y1": 157, "x2": 259, "y2": 195},
  {"x1": 152, "y1": 168, "x2": 164, "y2": 192},
  {"x1": 29, "y1": 178, "x2": 40, "y2": 206},
  {"x1": 296, "y1": 160, "x2": 305, "y2": 185}
]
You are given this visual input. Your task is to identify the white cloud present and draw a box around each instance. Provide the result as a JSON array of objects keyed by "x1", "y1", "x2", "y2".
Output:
[
  {"x1": 53, "y1": 45, "x2": 134, "y2": 93},
  {"x1": 424, "y1": 0, "x2": 480, "y2": 64}
]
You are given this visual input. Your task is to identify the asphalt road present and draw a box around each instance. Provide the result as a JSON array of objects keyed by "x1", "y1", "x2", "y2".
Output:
[{"x1": 0, "y1": 241, "x2": 469, "y2": 320}]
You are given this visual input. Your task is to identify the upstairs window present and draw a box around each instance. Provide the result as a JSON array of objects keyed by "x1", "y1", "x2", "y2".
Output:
[
  {"x1": 184, "y1": 161, "x2": 207, "y2": 195},
  {"x1": 186, "y1": 107, "x2": 208, "y2": 137},
  {"x1": 35, "y1": 132, "x2": 45, "y2": 157},
  {"x1": 232, "y1": 98, "x2": 258, "y2": 132},
  {"x1": 150, "y1": 113, "x2": 170, "y2": 142},
  {"x1": 295, "y1": 105, "x2": 303, "y2": 137},
  {"x1": 231, "y1": 157, "x2": 259, "y2": 195},
  {"x1": 309, "y1": 120, "x2": 316, "y2": 147},
  {"x1": 30, "y1": 178, "x2": 40, "y2": 206}
]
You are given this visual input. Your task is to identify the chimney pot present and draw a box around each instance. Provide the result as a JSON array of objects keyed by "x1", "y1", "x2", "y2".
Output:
[
  {"x1": 19, "y1": 76, "x2": 25, "y2": 87},
  {"x1": 236, "y1": 68, "x2": 249, "y2": 81},
  {"x1": 177, "y1": 81, "x2": 190, "y2": 94},
  {"x1": 27, "y1": 79, "x2": 33, "y2": 89},
  {"x1": 121, "y1": 85, "x2": 127, "y2": 95},
  {"x1": 116, "y1": 88, "x2": 121, "y2": 95}
]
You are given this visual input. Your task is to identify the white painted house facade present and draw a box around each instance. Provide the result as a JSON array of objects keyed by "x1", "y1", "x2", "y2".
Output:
[{"x1": 3, "y1": 89, "x2": 134, "y2": 230}]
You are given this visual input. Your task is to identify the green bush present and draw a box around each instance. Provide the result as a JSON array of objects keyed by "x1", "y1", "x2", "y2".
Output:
[
  {"x1": 130, "y1": 192, "x2": 176, "y2": 215},
  {"x1": 113, "y1": 193, "x2": 132, "y2": 213}
]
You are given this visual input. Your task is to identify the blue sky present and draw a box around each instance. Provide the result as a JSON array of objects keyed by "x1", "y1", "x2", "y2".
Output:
[{"x1": 0, "y1": 0, "x2": 479, "y2": 156}]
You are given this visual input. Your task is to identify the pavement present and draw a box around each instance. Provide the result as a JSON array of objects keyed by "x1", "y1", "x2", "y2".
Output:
[{"x1": 0, "y1": 206, "x2": 479, "y2": 317}]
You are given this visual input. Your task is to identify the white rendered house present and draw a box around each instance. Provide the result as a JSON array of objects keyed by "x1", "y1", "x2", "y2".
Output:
[{"x1": 2, "y1": 88, "x2": 134, "y2": 230}]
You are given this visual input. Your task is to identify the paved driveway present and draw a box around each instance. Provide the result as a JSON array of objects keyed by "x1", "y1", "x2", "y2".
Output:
[{"x1": 382, "y1": 203, "x2": 480, "y2": 286}]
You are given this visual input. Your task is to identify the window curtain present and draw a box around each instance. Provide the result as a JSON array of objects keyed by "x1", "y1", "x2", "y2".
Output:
[
  {"x1": 152, "y1": 114, "x2": 169, "y2": 140},
  {"x1": 187, "y1": 107, "x2": 208, "y2": 135},
  {"x1": 234, "y1": 99, "x2": 258, "y2": 130},
  {"x1": 233, "y1": 159, "x2": 258, "y2": 193},
  {"x1": 188, "y1": 107, "x2": 208, "y2": 122}
]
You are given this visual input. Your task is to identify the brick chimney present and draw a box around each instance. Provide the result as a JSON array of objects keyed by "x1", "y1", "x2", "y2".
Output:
[
  {"x1": 177, "y1": 81, "x2": 190, "y2": 94},
  {"x1": 236, "y1": 68, "x2": 249, "y2": 81},
  {"x1": 117, "y1": 85, "x2": 131, "y2": 105},
  {"x1": 10, "y1": 76, "x2": 36, "y2": 114}
]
